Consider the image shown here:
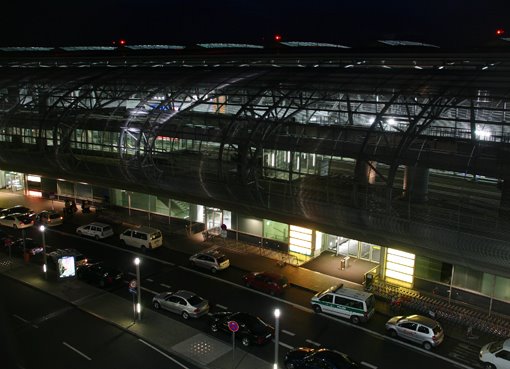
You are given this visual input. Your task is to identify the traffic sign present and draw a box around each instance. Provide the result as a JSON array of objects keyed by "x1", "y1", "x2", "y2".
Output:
[
  {"x1": 227, "y1": 320, "x2": 239, "y2": 333},
  {"x1": 129, "y1": 279, "x2": 137, "y2": 294}
]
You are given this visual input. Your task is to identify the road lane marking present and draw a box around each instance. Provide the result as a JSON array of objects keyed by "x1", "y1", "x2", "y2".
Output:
[
  {"x1": 146, "y1": 278, "x2": 154, "y2": 282},
  {"x1": 63, "y1": 341, "x2": 91, "y2": 361},
  {"x1": 13, "y1": 314, "x2": 39, "y2": 328},
  {"x1": 305, "y1": 339, "x2": 321, "y2": 346},
  {"x1": 282, "y1": 329, "x2": 295, "y2": 336},
  {"x1": 141, "y1": 286, "x2": 158, "y2": 295},
  {"x1": 160, "y1": 283, "x2": 171, "y2": 288},
  {"x1": 276, "y1": 340, "x2": 294, "y2": 349},
  {"x1": 216, "y1": 304, "x2": 228, "y2": 310},
  {"x1": 361, "y1": 362, "x2": 378, "y2": 368},
  {"x1": 138, "y1": 339, "x2": 188, "y2": 369}
]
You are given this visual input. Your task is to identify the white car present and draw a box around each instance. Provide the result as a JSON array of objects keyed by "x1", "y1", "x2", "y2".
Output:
[
  {"x1": 76, "y1": 222, "x2": 114, "y2": 240},
  {"x1": 189, "y1": 249, "x2": 230, "y2": 273},
  {"x1": 480, "y1": 338, "x2": 510, "y2": 369},
  {"x1": 0, "y1": 214, "x2": 34, "y2": 229}
]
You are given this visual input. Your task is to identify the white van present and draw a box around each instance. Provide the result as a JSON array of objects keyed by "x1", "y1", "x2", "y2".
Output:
[
  {"x1": 311, "y1": 284, "x2": 375, "y2": 324},
  {"x1": 120, "y1": 226, "x2": 163, "y2": 251},
  {"x1": 480, "y1": 338, "x2": 510, "y2": 369}
]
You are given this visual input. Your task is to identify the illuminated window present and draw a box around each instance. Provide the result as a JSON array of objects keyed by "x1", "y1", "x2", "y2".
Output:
[{"x1": 385, "y1": 248, "x2": 415, "y2": 285}]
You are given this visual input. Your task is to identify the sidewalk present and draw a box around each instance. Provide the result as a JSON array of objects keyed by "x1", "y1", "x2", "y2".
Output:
[{"x1": 1, "y1": 192, "x2": 505, "y2": 358}]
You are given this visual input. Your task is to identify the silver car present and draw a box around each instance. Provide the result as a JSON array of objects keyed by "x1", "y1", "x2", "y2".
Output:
[
  {"x1": 189, "y1": 249, "x2": 230, "y2": 273},
  {"x1": 385, "y1": 314, "x2": 444, "y2": 350},
  {"x1": 152, "y1": 290, "x2": 209, "y2": 319}
]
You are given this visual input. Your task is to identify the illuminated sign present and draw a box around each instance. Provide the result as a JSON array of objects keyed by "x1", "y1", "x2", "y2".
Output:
[{"x1": 58, "y1": 256, "x2": 76, "y2": 279}]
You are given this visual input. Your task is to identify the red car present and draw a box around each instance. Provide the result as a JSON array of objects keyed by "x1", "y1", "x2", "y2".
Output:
[{"x1": 242, "y1": 271, "x2": 289, "y2": 296}]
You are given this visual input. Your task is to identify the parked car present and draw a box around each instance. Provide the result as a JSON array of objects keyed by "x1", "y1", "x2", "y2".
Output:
[
  {"x1": 242, "y1": 271, "x2": 289, "y2": 296},
  {"x1": 385, "y1": 314, "x2": 444, "y2": 350},
  {"x1": 0, "y1": 205, "x2": 34, "y2": 217},
  {"x1": 284, "y1": 347, "x2": 359, "y2": 369},
  {"x1": 35, "y1": 210, "x2": 63, "y2": 227},
  {"x1": 0, "y1": 214, "x2": 34, "y2": 229},
  {"x1": 480, "y1": 338, "x2": 510, "y2": 369},
  {"x1": 77, "y1": 262, "x2": 124, "y2": 288},
  {"x1": 189, "y1": 249, "x2": 230, "y2": 273},
  {"x1": 11, "y1": 238, "x2": 44, "y2": 256},
  {"x1": 120, "y1": 226, "x2": 163, "y2": 251},
  {"x1": 209, "y1": 311, "x2": 274, "y2": 346},
  {"x1": 76, "y1": 222, "x2": 114, "y2": 240},
  {"x1": 152, "y1": 290, "x2": 209, "y2": 319}
]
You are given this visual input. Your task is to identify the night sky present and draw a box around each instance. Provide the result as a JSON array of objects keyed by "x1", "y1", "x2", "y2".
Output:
[{"x1": 1, "y1": 0, "x2": 509, "y2": 49}]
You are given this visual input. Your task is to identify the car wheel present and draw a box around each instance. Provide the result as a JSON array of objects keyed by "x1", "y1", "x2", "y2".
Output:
[
  {"x1": 423, "y1": 342, "x2": 432, "y2": 351},
  {"x1": 388, "y1": 329, "x2": 398, "y2": 338},
  {"x1": 245, "y1": 281, "x2": 251, "y2": 288},
  {"x1": 77, "y1": 230, "x2": 83, "y2": 236},
  {"x1": 182, "y1": 311, "x2": 190, "y2": 320},
  {"x1": 13, "y1": 224, "x2": 17, "y2": 229},
  {"x1": 141, "y1": 246, "x2": 147, "y2": 253},
  {"x1": 120, "y1": 240, "x2": 126, "y2": 247},
  {"x1": 210, "y1": 323, "x2": 218, "y2": 332},
  {"x1": 313, "y1": 305, "x2": 322, "y2": 313},
  {"x1": 94, "y1": 235, "x2": 99, "y2": 240},
  {"x1": 153, "y1": 301, "x2": 161, "y2": 310},
  {"x1": 99, "y1": 280, "x2": 105, "y2": 288},
  {"x1": 211, "y1": 267, "x2": 217, "y2": 274},
  {"x1": 241, "y1": 336, "x2": 250, "y2": 347},
  {"x1": 269, "y1": 290, "x2": 275, "y2": 296},
  {"x1": 189, "y1": 260, "x2": 195, "y2": 266},
  {"x1": 483, "y1": 363, "x2": 496, "y2": 369},
  {"x1": 350, "y1": 315, "x2": 360, "y2": 324}
]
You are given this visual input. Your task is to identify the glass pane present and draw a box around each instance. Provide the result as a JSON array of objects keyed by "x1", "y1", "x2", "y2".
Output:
[{"x1": 263, "y1": 219, "x2": 289, "y2": 242}]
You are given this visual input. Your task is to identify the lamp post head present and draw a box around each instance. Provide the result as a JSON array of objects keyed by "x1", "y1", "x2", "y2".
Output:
[
  {"x1": 274, "y1": 308, "x2": 281, "y2": 318},
  {"x1": 134, "y1": 257, "x2": 140, "y2": 266},
  {"x1": 39, "y1": 225, "x2": 45, "y2": 232}
]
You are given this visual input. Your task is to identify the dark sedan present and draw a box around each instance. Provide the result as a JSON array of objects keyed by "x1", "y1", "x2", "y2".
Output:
[
  {"x1": 12, "y1": 238, "x2": 44, "y2": 256},
  {"x1": 209, "y1": 311, "x2": 274, "y2": 347},
  {"x1": 77, "y1": 262, "x2": 124, "y2": 288},
  {"x1": 242, "y1": 271, "x2": 289, "y2": 296},
  {"x1": 284, "y1": 348, "x2": 359, "y2": 369},
  {"x1": 0, "y1": 205, "x2": 34, "y2": 217}
]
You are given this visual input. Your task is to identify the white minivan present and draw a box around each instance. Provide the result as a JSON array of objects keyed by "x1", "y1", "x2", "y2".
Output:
[
  {"x1": 120, "y1": 226, "x2": 163, "y2": 251},
  {"x1": 311, "y1": 284, "x2": 375, "y2": 324},
  {"x1": 76, "y1": 222, "x2": 114, "y2": 240}
]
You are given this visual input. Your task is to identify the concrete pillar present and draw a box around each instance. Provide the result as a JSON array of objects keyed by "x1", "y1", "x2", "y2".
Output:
[
  {"x1": 403, "y1": 166, "x2": 429, "y2": 203},
  {"x1": 355, "y1": 160, "x2": 377, "y2": 185}
]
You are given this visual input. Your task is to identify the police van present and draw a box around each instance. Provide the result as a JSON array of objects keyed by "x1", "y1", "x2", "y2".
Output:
[{"x1": 311, "y1": 284, "x2": 375, "y2": 324}]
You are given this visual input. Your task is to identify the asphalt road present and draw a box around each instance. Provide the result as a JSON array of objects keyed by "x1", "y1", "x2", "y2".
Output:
[
  {"x1": 0, "y1": 274, "x2": 201, "y2": 369},
  {"x1": 2, "y1": 222, "x2": 483, "y2": 369}
]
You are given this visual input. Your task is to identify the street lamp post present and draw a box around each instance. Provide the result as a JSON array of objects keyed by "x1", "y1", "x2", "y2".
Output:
[
  {"x1": 134, "y1": 257, "x2": 142, "y2": 320},
  {"x1": 274, "y1": 308, "x2": 280, "y2": 369},
  {"x1": 40, "y1": 225, "x2": 47, "y2": 279}
]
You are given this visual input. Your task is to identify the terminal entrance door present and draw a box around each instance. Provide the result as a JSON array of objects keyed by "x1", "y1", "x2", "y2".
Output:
[{"x1": 205, "y1": 207, "x2": 222, "y2": 230}]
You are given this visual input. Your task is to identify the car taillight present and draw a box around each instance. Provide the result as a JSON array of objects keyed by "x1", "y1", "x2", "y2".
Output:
[
  {"x1": 257, "y1": 336, "x2": 264, "y2": 344},
  {"x1": 432, "y1": 335, "x2": 437, "y2": 341},
  {"x1": 194, "y1": 308, "x2": 200, "y2": 312},
  {"x1": 108, "y1": 277, "x2": 113, "y2": 284}
]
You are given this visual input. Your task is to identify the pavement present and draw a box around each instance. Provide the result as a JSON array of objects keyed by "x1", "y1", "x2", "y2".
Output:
[{"x1": 0, "y1": 191, "x2": 504, "y2": 369}]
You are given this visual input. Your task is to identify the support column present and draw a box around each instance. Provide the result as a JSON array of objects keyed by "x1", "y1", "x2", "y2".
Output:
[
  {"x1": 355, "y1": 160, "x2": 378, "y2": 185},
  {"x1": 402, "y1": 166, "x2": 429, "y2": 203}
]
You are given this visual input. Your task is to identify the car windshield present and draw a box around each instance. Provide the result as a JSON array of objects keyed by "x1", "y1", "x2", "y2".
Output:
[
  {"x1": 216, "y1": 256, "x2": 227, "y2": 263},
  {"x1": 365, "y1": 295, "x2": 375, "y2": 311},
  {"x1": 489, "y1": 340, "x2": 505, "y2": 353},
  {"x1": 243, "y1": 315, "x2": 268, "y2": 334},
  {"x1": 187, "y1": 295, "x2": 204, "y2": 306},
  {"x1": 432, "y1": 324, "x2": 443, "y2": 335}
]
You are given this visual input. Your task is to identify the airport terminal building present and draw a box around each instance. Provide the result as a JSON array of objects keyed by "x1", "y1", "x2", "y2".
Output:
[{"x1": 0, "y1": 43, "x2": 509, "y2": 314}]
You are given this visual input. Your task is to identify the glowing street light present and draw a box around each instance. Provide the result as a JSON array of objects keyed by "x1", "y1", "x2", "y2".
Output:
[
  {"x1": 274, "y1": 308, "x2": 281, "y2": 368},
  {"x1": 40, "y1": 225, "x2": 47, "y2": 279},
  {"x1": 134, "y1": 257, "x2": 142, "y2": 320}
]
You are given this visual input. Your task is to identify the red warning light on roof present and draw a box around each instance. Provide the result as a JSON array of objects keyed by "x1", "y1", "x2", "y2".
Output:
[
  {"x1": 496, "y1": 28, "x2": 505, "y2": 36},
  {"x1": 119, "y1": 39, "x2": 126, "y2": 45},
  {"x1": 274, "y1": 34, "x2": 282, "y2": 42}
]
